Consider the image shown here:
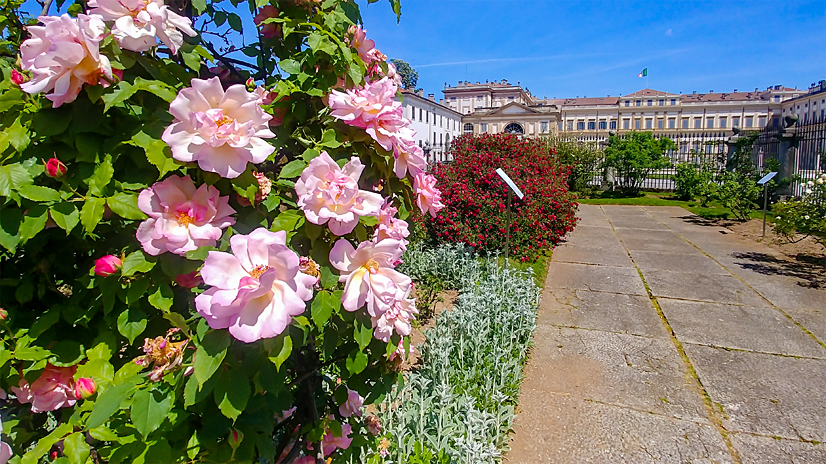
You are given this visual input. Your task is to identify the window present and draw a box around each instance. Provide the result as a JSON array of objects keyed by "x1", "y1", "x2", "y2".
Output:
[
  {"x1": 463, "y1": 123, "x2": 473, "y2": 134},
  {"x1": 720, "y1": 117, "x2": 727, "y2": 128},
  {"x1": 481, "y1": 123, "x2": 487, "y2": 133},
  {"x1": 671, "y1": 99, "x2": 677, "y2": 105},
  {"x1": 440, "y1": 133, "x2": 442, "y2": 144},
  {"x1": 694, "y1": 118, "x2": 701, "y2": 129},
  {"x1": 668, "y1": 118, "x2": 675, "y2": 129},
  {"x1": 503, "y1": 123, "x2": 524, "y2": 134},
  {"x1": 707, "y1": 117, "x2": 714, "y2": 128},
  {"x1": 635, "y1": 119, "x2": 641, "y2": 129},
  {"x1": 733, "y1": 117, "x2": 740, "y2": 127},
  {"x1": 609, "y1": 120, "x2": 617, "y2": 130},
  {"x1": 558, "y1": 122, "x2": 563, "y2": 131},
  {"x1": 635, "y1": 100, "x2": 641, "y2": 106},
  {"x1": 425, "y1": 111, "x2": 428, "y2": 123},
  {"x1": 774, "y1": 95, "x2": 780, "y2": 102},
  {"x1": 433, "y1": 133, "x2": 436, "y2": 144},
  {"x1": 657, "y1": 119, "x2": 663, "y2": 129},
  {"x1": 541, "y1": 121, "x2": 549, "y2": 132},
  {"x1": 508, "y1": 96, "x2": 515, "y2": 100},
  {"x1": 476, "y1": 95, "x2": 483, "y2": 101},
  {"x1": 659, "y1": 99, "x2": 665, "y2": 106},
  {"x1": 745, "y1": 116, "x2": 753, "y2": 128},
  {"x1": 624, "y1": 100, "x2": 630, "y2": 107},
  {"x1": 759, "y1": 116, "x2": 766, "y2": 127},
  {"x1": 450, "y1": 97, "x2": 456, "y2": 100},
  {"x1": 566, "y1": 121, "x2": 573, "y2": 130},
  {"x1": 577, "y1": 121, "x2": 585, "y2": 130},
  {"x1": 418, "y1": 108, "x2": 422, "y2": 122},
  {"x1": 645, "y1": 119, "x2": 652, "y2": 129},
  {"x1": 682, "y1": 118, "x2": 689, "y2": 129},
  {"x1": 587, "y1": 121, "x2": 596, "y2": 130},
  {"x1": 647, "y1": 99, "x2": 653, "y2": 106},
  {"x1": 623, "y1": 119, "x2": 630, "y2": 129},
  {"x1": 599, "y1": 121, "x2": 607, "y2": 130}
]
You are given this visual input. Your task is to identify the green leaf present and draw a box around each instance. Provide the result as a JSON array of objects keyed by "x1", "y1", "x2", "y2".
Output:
[
  {"x1": 354, "y1": 318, "x2": 372, "y2": 351},
  {"x1": 80, "y1": 197, "x2": 106, "y2": 233},
  {"x1": 86, "y1": 382, "x2": 139, "y2": 430},
  {"x1": 215, "y1": 368, "x2": 250, "y2": 420},
  {"x1": 148, "y1": 285, "x2": 174, "y2": 312},
  {"x1": 301, "y1": 148, "x2": 320, "y2": 162},
  {"x1": 227, "y1": 12, "x2": 243, "y2": 32},
  {"x1": 180, "y1": 47, "x2": 203, "y2": 71},
  {"x1": 5, "y1": 117, "x2": 30, "y2": 152},
  {"x1": 266, "y1": 335, "x2": 292, "y2": 371},
  {"x1": 134, "y1": 78, "x2": 178, "y2": 103},
  {"x1": 16, "y1": 184, "x2": 60, "y2": 202},
  {"x1": 279, "y1": 59, "x2": 301, "y2": 74},
  {"x1": 0, "y1": 207, "x2": 21, "y2": 252},
  {"x1": 102, "y1": 81, "x2": 137, "y2": 112},
  {"x1": 87, "y1": 155, "x2": 114, "y2": 196},
  {"x1": 278, "y1": 160, "x2": 307, "y2": 179},
  {"x1": 131, "y1": 388, "x2": 173, "y2": 437},
  {"x1": 50, "y1": 202, "x2": 80, "y2": 234},
  {"x1": 130, "y1": 131, "x2": 182, "y2": 177},
  {"x1": 49, "y1": 340, "x2": 85, "y2": 366},
  {"x1": 19, "y1": 205, "x2": 49, "y2": 242},
  {"x1": 30, "y1": 308, "x2": 60, "y2": 338},
  {"x1": 20, "y1": 423, "x2": 72, "y2": 464},
  {"x1": 121, "y1": 250, "x2": 155, "y2": 276},
  {"x1": 308, "y1": 31, "x2": 336, "y2": 55},
  {"x1": 64, "y1": 432, "x2": 91, "y2": 464},
  {"x1": 311, "y1": 290, "x2": 340, "y2": 328},
  {"x1": 117, "y1": 307, "x2": 147, "y2": 344},
  {"x1": 107, "y1": 192, "x2": 147, "y2": 220},
  {"x1": 193, "y1": 330, "x2": 230, "y2": 387},
  {"x1": 0, "y1": 163, "x2": 33, "y2": 196},
  {"x1": 346, "y1": 351, "x2": 368, "y2": 375},
  {"x1": 270, "y1": 209, "x2": 303, "y2": 232},
  {"x1": 319, "y1": 129, "x2": 343, "y2": 148},
  {"x1": 320, "y1": 266, "x2": 339, "y2": 290},
  {"x1": 231, "y1": 168, "x2": 258, "y2": 202},
  {"x1": 190, "y1": 0, "x2": 206, "y2": 13}
]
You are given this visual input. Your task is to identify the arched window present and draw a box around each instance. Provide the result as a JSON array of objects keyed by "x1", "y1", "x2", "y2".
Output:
[
  {"x1": 463, "y1": 123, "x2": 473, "y2": 134},
  {"x1": 504, "y1": 123, "x2": 524, "y2": 134}
]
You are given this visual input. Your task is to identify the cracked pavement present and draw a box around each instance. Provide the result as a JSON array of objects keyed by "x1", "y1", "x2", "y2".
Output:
[{"x1": 506, "y1": 205, "x2": 826, "y2": 463}]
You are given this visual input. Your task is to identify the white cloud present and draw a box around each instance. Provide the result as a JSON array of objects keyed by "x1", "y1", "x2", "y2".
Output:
[{"x1": 665, "y1": 28, "x2": 673, "y2": 37}]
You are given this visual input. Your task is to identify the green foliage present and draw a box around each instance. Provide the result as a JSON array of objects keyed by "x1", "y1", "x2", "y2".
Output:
[
  {"x1": 673, "y1": 161, "x2": 718, "y2": 203},
  {"x1": 543, "y1": 134, "x2": 603, "y2": 197},
  {"x1": 714, "y1": 171, "x2": 761, "y2": 221},
  {"x1": 603, "y1": 131, "x2": 676, "y2": 196},
  {"x1": 773, "y1": 173, "x2": 826, "y2": 250},
  {"x1": 389, "y1": 58, "x2": 418, "y2": 90}
]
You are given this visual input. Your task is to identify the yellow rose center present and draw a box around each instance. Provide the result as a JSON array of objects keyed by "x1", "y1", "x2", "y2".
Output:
[
  {"x1": 249, "y1": 264, "x2": 270, "y2": 279},
  {"x1": 215, "y1": 115, "x2": 234, "y2": 127},
  {"x1": 175, "y1": 211, "x2": 195, "y2": 226},
  {"x1": 363, "y1": 258, "x2": 380, "y2": 273}
]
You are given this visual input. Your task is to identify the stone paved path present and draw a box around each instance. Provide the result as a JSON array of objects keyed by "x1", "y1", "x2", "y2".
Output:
[{"x1": 506, "y1": 205, "x2": 826, "y2": 464}]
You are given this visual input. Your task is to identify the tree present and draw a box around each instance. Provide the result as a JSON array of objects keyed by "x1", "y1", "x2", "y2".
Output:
[
  {"x1": 390, "y1": 58, "x2": 418, "y2": 89},
  {"x1": 604, "y1": 131, "x2": 676, "y2": 195}
]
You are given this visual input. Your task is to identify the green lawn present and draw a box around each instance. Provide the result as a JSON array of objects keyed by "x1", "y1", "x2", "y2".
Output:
[
  {"x1": 499, "y1": 253, "x2": 551, "y2": 287},
  {"x1": 576, "y1": 191, "x2": 769, "y2": 221}
]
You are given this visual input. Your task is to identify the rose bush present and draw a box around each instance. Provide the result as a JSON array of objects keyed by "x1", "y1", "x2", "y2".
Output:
[
  {"x1": 426, "y1": 133, "x2": 578, "y2": 262},
  {"x1": 0, "y1": 0, "x2": 438, "y2": 462},
  {"x1": 773, "y1": 173, "x2": 826, "y2": 251}
]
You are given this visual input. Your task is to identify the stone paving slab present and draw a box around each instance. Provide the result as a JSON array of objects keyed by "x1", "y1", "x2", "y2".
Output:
[
  {"x1": 545, "y1": 262, "x2": 648, "y2": 295},
  {"x1": 561, "y1": 225, "x2": 625, "y2": 248},
  {"x1": 552, "y1": 243, "x2": 634, "y2": 267},
  {"x1": 729, "y1": 433, "x2": 826, "y2": 464},
  {"x1": 684, "y1": 344, "x2": 826, "y2": 442},
  {"x1": 537, "y1": 289, "x2": 668, "y2": 338},
  {"x1": 613, "y1": 228, "x2": 684, "y2": 243},
  {"x1": 507, "y1": 395, "x2": 734, "y2": 464},
  {"x1": 628, "y1": 250, "x2": 729, "y2": 274},
  {"x1": 528, "y1": 325, "x2": 708, "y2": 421},
  {"x1": 619, "y1": 236, "x2": 703, "y2": 254},
  {"x1": 609, "y1": 220, "x2": 672, "y2": 231},
  {"x1": 659, "y1": 298, "x2": 826, "y2": 358},
  {"x1": 643, "y1": 270, "x2": 771, "y2": 307}
]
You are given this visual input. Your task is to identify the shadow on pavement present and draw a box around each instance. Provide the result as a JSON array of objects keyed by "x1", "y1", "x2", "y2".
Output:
[{"x1": 731, "y1": 252, "x2": 826, "y2": 289}]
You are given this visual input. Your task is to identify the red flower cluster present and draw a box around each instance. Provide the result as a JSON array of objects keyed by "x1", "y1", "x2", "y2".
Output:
[{"x1": 426, "y1": 133, "x2": 578, "y2": 261}]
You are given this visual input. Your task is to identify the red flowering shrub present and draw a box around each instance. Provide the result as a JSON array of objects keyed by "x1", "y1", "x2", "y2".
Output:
[{"x1": 427, "y1": 133, "x2": 579, "y2": 261}]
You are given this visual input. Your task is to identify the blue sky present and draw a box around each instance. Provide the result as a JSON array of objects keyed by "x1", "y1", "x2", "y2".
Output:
[{"x1": 358, "y1": 0, "x2": 826, "y2": 100}]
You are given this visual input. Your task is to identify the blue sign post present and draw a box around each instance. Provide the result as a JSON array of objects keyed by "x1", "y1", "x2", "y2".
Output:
[
  {"x1": 757, "y1": 172, "x2": 777, "y2": 237},
  {"x1": 495, "y1": 169, "x2": 524, "y2": 262}
]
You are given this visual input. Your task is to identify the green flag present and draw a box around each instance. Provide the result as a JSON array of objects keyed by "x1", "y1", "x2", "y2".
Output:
[{"x1": 637, "y1": 68, "x2": 648, "y2": 78}]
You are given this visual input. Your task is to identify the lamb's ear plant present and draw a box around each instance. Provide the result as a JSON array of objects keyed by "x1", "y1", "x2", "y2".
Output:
[{"x1": 355, "y1": 244, "x2": 541, "y2": 463}]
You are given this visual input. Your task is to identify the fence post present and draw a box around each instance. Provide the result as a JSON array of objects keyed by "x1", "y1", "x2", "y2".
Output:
[
  {"x1": 725, "y1": 127, "x2": 741, "y2": 171},
  {"x1": 775, "y1": 115, "x2": 800, "y2": 196}
]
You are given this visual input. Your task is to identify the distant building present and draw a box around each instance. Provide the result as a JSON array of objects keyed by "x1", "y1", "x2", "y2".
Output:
[
  {"x1": 396, "y1": 89, "x2": 463, "y2": 163},
  {"x1": 781, "y1": 80, "x2": 826, "y2": 125}
]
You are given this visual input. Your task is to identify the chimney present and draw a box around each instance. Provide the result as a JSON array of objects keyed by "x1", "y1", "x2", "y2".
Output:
[
  {"x1": 692, "y1": 90, "x2": 696, "y2": 94},
  {"x1": 755, "y1": 87, "x2": 758, "y2": 91},
  {"x1": 476, "y1": 81, "x2": 480, "y2": 85},
  {"x1": 734, "y1": 89, "x2": 737, "y2": 92},
  {"x1": 517, "y1": 81, "x2": 520, "y2": 87},
  {"x1": 428, "y1": 94, "x2": 435, "y2": 101},
  {"x1": 710, "y1": 90, "x2": 713, "y2": 93},
  {"x1": 439, "y1": 99, "x2": 444, "y2": 105},
  {"x1": 417, "y1": 89, "x2": 423, "y2": 97},
  {"x1": 458, "y1": 81, "x2": 462, "y2": 85}
]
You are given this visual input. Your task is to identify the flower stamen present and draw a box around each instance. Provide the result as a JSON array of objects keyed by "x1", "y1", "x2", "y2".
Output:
[
  {"x1": 175, "y1": 211, "x2": 195, "y2": 226},
  {"x1": 363, "y1": 258, "x2": 380, "y2": 274},
  {"x1": 249, "y1": 264, "x2": 270, "y2": 279}
]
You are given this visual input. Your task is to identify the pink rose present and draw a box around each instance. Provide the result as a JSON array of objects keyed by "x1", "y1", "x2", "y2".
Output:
[
  {"x1": 338, "y1": 388, "x2": 363, "y2": 418},
  {"x1": 365, "y1": 415, "x2": 382, "y2": 436},
  {"x1": 322, "y1": 419, "x2": 352, "y2": 456},
  {"x1": 348, "y1": 25, "x2": 375, "y2": 63},
  {"x1": 413, "y1": 172, "x2": 445, "y2": 218},
  {"x1": 387, "y1": 338, "x2": 414, "y2": 362},
  {"x1": 253, "y1": 5, "x2": 281, "y2": 39},
  {"x1": 10, "y1": 69, "x2": 27, "y2": 86},
  {"x1": 236, "y1": 171, "x2": 272, "y2": 206},
  {"x1": 295, "y1": 151, "x2": 383, "y2": 235},
  {"x1": 12, "y1": 365, "x2": 77, "y2": 413},
  {"x1": 136, "y1": 175, "x2": 236, "y2": 256},
  {"x1": 174, "y1": 271, "x2": 202, "y2": 288},
  {"x1": 195, "y1": 228, "x2": 316, "y2": 343},
  {"x1": 74, "y1": 377, "x2": 96, "y2": 399},
  {"x1": 373, "y1": 202, "x2": 410, "y2": 251},
  {"x1": 372, "y1": 297, "x2": 417, "y2": 342},
  {"x1": 162, "y1": 77, "x2": 276, "y2": 179},
  {"x1": 329, "y1": 238, "x2": 411, "y2": 317},
  {"x1": 88, "y1": 0, "x2": 196, "y2": 53},
  {"x1": 19, "y1": 14, "x2": 113, "y2": 107},
  {"x1": 327, "y1": 78, "x2": 409, "y2": 153},
  {"x1": 391, "y1": 127, "x2": 427, "y2": 178},
  {"x1": 44, "y1": 158, "x2": 67, "y2": 179},
  {"x1": 94, "y1": 255, "x2": 122, "y2": 276},
  {"x1": 0, "y1": 417, "x2": 11, "y2": 463}
]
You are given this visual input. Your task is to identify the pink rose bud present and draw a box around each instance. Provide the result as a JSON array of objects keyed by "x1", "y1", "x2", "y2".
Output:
[
  {"x1": 246, "y1": 77, "x2": 255, "y2": 92},
  {"x1": 94, "y1": 255, "x2": 122, "y2": 277},
  {"x1": 112, "y1": 68, "x2": 124, "y2": 81},
  {"x1": 174, "y1": 271, "x2": 202, "y2": 288},
  {"x1": 11, "y1": 69, "x2": 27, "y2": 86},
  {"x1": 44, "y1": 157, "x2": 67, "y2": 179},
  {"x1": 0, "y1": 307, "x2": 7, "y2": 320},
  {"x1": 74, "y1": 377, "x2": 96, "y2": 399},
  {"x1": 228, "y1": 429, "x2": 244, "y2": 449}
]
